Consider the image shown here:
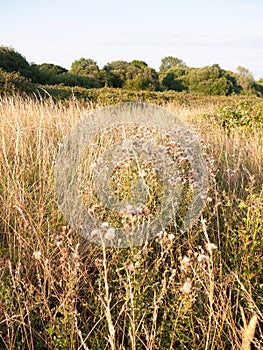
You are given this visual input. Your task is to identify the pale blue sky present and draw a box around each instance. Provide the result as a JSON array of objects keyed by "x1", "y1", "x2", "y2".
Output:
[{"x1": 1, "y1": 0, "x2": 262, "y2": 79}]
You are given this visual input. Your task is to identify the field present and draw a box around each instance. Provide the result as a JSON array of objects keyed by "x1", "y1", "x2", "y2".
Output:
[{"x1": 0, "y1": 93, "x2": 262, "y2": 349}]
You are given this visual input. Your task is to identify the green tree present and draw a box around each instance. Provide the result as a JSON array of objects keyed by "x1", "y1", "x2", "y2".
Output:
[
  {"x1": 161, "y1": 72, "x2": 185, "y2": 91},
  {"x1": 159, "y1": 56, "x2": 186, "y2": 73},
  {"x1": 236, "y1": 66, "x2": 255, "y2": 93},
  {"x1": 0, "y1": 46, "x2": 35, "y2": 80},
  {"x1": 70, "y1": 58, "x2": 98, "y2": 76},
  {"x1": 60, "y1": 73, "x2": 97, "y2": 88},
  {"x1": 31, "y1": 62, "x2": 101, "y2": 88},
  {"x1": 124, "y1": 60, "x2": 160, "y2": 91},
  {"x1": 160, "y1": 67, "x2": 188, "y2": 91},
  {"x1": 188, "y1": 64, "x2": 236, "y2": 95},
  {"x1": 37, "y1": 63, "x2": 67, "y2": 75},
  {"x1": 103, "y1": 60, "x2": 130, "y2": 87},
  {"x1": 129, "y1": 60, "x2": 148, "y2": 69},
  {"x1": 70, "y1": 58, "x2": 102, "y2": 87},
  {"x1": 32, "y1": 63, "x2": 68, "y2": 84}
]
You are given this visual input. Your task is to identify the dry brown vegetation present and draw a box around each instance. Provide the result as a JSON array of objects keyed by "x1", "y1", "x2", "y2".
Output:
[{"x1": 0, "y1": 95, "x2": 262, "y2": 349}]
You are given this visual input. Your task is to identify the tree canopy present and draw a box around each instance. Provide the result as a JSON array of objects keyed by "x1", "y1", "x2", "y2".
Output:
[
  {"x1": 0, "y1": 47, "x2": 262, "y2": 97},
  {"x1": 159, "y1": 56, "x2": 186, "y2": 73},
  {"x1": 70, "y1": 58, "x2": 99, "y2": 76},
  {"x1": 0, "y1": 46, "x2": 35, "y2": 80}
]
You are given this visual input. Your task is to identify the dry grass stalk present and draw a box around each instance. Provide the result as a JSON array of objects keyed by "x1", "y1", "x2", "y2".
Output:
[
  {"x1": 0, "y1": 96, "x2": 262, "y2": 349},
  {"x1": 241, "y1": 314, "x2": 258, "y2": 350}
]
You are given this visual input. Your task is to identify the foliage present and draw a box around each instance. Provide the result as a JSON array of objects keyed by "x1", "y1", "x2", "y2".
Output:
[
  {"x1": 124, "y1": 61, "x2": 160, "y2": 91},
  {"x1": 188, "y1": 64, "x2": 238, "y2": 95},
  {"x1": 161, "y1": 72, "x2": 185, "y2": 91},
  {"x1": 70, "y1": 58, "x2": 98, "y2": 75},
  {"x1": 103, "y1": 60, "x2": 130, "y2": 88},
  {"x1": 32, "y1": 63, "x2": 102, "y2": 89},
  {"x1": 70, "y1": 57, "x2": 102, "y2": 88},
  {"x1": 58, "y1": 73, "x2": 102, "y2": 89},
  {"x1": 0, "y1": 46, "x2": 263, "y2": 97},
  {"x1": 32, "y1": 63, "x2": 68, "y2": 84},
  {"x1": 0, "y1": 46, "x2": 35, "y2": 80},
  {"x1": 160, "y1": 64, "x2": 243, "y2": 96},
  {"x1": 213, "y1": 100, "x2": 263, "y2": 130},
  {"x1": 0, "y1": 69, "x2": 37, "y2": 95},
  {"x1": 103, "y1": 60, "x2": 161, "y2": 91},
  {"x1": 159, "y1": 56, "x2": 187, "y2": 72},
  {"x1": 37, "y1": 63, "x2": 68, "y2": 75},
  {"x1": 160, "y1": 67, "x2": 188, "y2": 91},
  {"x1": 41, "y1": 86, "x2": 232, "y2": 106},
  {"x1": 236, "y1": 66, "x2": 255, "y2": 93}
]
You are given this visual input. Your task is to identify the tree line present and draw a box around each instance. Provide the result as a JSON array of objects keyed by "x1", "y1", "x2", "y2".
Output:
[{"x1": 0, "y1": 46, "x2": 262, "y2": 96}]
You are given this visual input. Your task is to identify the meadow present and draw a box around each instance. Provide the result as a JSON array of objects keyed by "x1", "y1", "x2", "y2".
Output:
[{"x1": 0, "y1": 93, "x2": 262, "y2": 349}]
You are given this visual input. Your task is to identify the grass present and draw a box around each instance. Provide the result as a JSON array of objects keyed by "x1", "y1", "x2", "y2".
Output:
[{"x1": 0, "y1": 94, "x2": 262, "y2": 349}]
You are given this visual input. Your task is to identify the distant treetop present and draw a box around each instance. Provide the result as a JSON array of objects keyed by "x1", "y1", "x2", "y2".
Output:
[
  {"x1": 159, "y1": 56, "x2": 187, "y2": 73},
  {"x1": 0, "y1": 46, "x2": 262, "y2": 96}
]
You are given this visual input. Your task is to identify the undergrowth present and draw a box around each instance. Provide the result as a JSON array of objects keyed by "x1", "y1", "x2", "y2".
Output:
[{"x1": 0, "y1": 95, "x2": 262, "y2": 349}]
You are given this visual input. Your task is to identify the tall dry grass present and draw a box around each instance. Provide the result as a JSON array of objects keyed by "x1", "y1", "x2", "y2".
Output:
[{"x1": 0, "y1": 95, "x2": 262, "y2": 349}]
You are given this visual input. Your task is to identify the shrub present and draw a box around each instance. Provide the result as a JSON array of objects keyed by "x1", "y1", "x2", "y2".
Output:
[
  {"x1": 215, "y1": 100, "x2": 263, "y2": 130},
  {"x1": 0, "y1": 46, "x2": 36, "y2": 80},
  {"x1": 0, "y1": 69, "x2": 37, "y2": 95}
]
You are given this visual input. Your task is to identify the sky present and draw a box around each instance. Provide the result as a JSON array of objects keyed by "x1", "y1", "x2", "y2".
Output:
[{"x1": 1, "y1": 0, "x2": 263, "y2": 79}]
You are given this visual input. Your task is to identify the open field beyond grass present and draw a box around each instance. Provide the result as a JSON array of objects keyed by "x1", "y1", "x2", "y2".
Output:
[{"x1": 0, "y1": 94, "x2": 262, "y2": 349}]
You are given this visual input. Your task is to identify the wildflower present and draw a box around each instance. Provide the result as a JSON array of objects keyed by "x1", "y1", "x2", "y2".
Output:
[
  {"x1": 91, "y1": 229, "x2": 101, "y2": 238},
  {"x1": 187, "y1": 249, "x2": 193, "y2": 256},
  {"x1": 181, "y1": 278, "x2": 192, "y2": 294},
  {"x1": 139, "y1": 169, "x2": 147, "y2": 178},
  {"x1": 105, "y1": 227, "x2": 115, "y2": 241},
  {"x1": 95, "y1": 258, "x2": 103, "y2": 269},
  {"x1": 56, "y1": 240, "x2": 63, "y2": 247},
  {"x1": 197, "y1": 254, "x2": 208, "y2": 263},
  {"x1": 126, "y1": 263, "x2": 135, "y2": 273},
  {"x1": 59, "y1": 247, "x2": 67, "y2": 256},
  {"x1": 55, "y1": 235, "x2": 63, "y2": 247},
  {"x1": 72, "y1": 244, "x2": 79, "y2": 262},
  {"x1": 96, "y1": 156, "x2": 103, "y2": 165},
  {"x1": 179, "y1": 255, "x2": 191, "y2": 272},
  {"x1": 33, "y1": 251, "x2": 41, "y2": 260},
  {"x1": 126, "y1": 204, "x2": 133, "y2": 212},
  {"x1": 168, "y1": 233, "x2": 175, "y2": 241},
  {"x1": 205, "y1": 242, "x2": 217, "y2": 254},
  {"x1": 169, "y1": 268, "x2": 177, "y2": 282},
  {"x1": 101, "y1": 222, "x2": 109, "y2": 229},
  {"x1": 156, "y1": 231, "x2": 164, "y2": 237},
  {"x1": 135, "y1": 261, "x2": 140, "y2": 268}
]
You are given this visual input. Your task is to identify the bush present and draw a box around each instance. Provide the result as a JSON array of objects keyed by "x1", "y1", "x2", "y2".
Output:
[
  {"x1": 161, "y1": 71, "x2": 186, "y2": 91},
  {"x1": 0, "y1": 69, "x2": 37, "y2": 95},
  {"x1": 188, "y1": 65, "x2": 238, "y2": 96},
  {"x1": 215, "y1": 100, "x2": 263, "y2": 130},
  {"x1": 0, "y1": 46, "x2": 36, "y2": 80}
]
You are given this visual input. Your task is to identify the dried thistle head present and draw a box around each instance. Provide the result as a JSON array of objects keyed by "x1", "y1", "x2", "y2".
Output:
[{"x1": 181, "y1": 278, "x2": 192, "y2": 294}]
